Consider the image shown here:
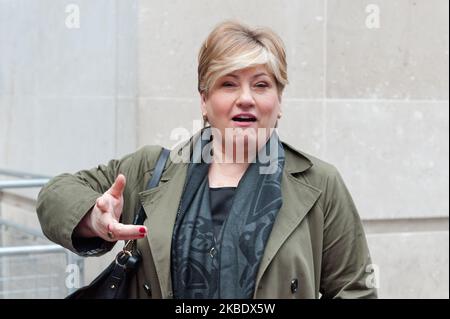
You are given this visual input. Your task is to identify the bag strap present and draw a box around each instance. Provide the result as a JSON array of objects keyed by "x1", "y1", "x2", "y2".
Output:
[{"x1": 132, "y1": 147, "x2": 170, "y2": 225}]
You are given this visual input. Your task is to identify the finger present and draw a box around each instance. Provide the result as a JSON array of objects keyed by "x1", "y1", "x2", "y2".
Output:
[
  {"x1": 108, "y1": 222, "x2": 147, "y2": 241},
  {"x1": 107, "y1": 174, "x2": 126, "y2": 199},
  {"x1": 95, "y1": 196, "x2": 109, "y2": 213}
]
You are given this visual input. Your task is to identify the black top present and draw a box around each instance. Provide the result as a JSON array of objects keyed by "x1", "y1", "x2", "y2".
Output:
[{"x1": 209, "y1": 186, "x2": 236, "y2": 239}]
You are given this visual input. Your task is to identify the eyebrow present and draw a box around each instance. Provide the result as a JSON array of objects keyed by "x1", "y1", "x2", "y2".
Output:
[{"x1": 225, "y1": 72, "x2": 270, "y2": 79}]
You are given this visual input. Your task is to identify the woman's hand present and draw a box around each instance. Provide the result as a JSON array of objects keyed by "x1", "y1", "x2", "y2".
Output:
[{"x1": 74, "y1": 174, "x2": 147, "y2": 241}]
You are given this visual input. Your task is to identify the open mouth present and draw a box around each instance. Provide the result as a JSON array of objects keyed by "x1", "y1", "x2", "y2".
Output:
[{"x1": 232, "y1": 114, "x2": 257, "y2": 122}]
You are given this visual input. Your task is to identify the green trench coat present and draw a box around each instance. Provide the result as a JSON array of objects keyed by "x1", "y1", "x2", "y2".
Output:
[{"x1": 36, "y1": 130, "x2": 377, "y2": 299}]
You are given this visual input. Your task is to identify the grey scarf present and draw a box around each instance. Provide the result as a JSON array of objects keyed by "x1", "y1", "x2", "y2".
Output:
[{"x1": 171, "y1": 127, "x2": 285, "y2": 298}]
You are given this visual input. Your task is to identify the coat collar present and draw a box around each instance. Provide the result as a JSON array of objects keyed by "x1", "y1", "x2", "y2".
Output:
[{"x1": 139, "y1": 128, "x2": 320, "y2": 298}]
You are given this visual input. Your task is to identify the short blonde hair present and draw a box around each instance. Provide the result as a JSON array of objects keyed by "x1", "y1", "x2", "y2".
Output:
[{"x1": 198, "y1": 20, "x2": 288, "y2": 98}]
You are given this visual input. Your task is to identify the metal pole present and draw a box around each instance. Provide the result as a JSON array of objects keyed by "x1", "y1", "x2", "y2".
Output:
[
  {"x1": 0, "y1": 169, "x2": 76, "y2": 298},
  {"x1": 0, "y1": 245, "x2": 67, "y2": 257},
  {"x1": 76, "y1": 255, "x2": 85, "y2": 288},
  {"x1": 0, "y1": 168, "x2": 51, "y2": 180},
  {"x1": 0, "y1": 218, "x2": 45, "y2": 239},
  {"x1": 0, "y1": 179, "x2": 50, "y2": 189}
]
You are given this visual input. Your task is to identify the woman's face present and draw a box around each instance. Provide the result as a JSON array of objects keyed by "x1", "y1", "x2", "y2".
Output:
[{"x1": 201, "y1": 65, "x2": 281, "y2": 156}]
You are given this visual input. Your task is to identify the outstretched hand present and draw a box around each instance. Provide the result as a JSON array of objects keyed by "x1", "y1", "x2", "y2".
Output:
[{"x1": 75, "y1": 174, "x2": 147, "y2": 242}]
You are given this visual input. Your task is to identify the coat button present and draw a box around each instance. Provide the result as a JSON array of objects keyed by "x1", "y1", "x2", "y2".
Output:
[
  {"x1": 290, "y1": 278, "x2": 298, "y2": 293},
  {"x1": 143, "y1": 283, "x2": 152, "y2": 297}
]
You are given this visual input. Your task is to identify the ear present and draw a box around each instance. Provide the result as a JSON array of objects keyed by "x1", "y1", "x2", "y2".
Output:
[
  {"x1": 200, "y1": 92, "x2": 207, "y2": 113},
  {"x1": 278, "y1": 94, "x2": 283, "y2": 115}
]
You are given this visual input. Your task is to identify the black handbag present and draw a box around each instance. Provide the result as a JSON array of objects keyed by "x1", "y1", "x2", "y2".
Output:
[{"x1": 66, "y1": 148, "x2": 171, "y2": 299}]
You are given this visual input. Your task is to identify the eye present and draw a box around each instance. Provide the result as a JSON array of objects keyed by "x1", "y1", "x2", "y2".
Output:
[
  {"x1": 255, "y1": 82, "x2": 269, "y2": 88},
  {"x1": 222, "y1": 81, "x2": 236, "y2": 87}
]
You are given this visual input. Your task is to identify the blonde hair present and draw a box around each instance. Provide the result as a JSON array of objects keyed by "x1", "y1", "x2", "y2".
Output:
[{"x1": 198, "y1": 20, "x2": 288, "y2": 98}]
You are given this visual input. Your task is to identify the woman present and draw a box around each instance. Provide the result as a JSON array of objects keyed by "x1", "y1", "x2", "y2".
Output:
[{"x1": 37, "y1": 20, "x2": 377, "y2": 299}]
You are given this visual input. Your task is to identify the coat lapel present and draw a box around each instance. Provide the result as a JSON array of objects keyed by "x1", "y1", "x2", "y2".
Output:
[
  {"x1": 253, "y1": 143, "x2": 322, "y2": 295},
  {"x1": 139, "y1": 145, "x2": 189, "y2": 298}
]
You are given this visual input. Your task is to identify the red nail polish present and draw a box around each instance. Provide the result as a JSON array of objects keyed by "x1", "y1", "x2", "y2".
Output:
[
  {"x1": 139, "y1": 227, "x2": 146, "y2": 234},
  {"x1": 139, "y1": 233, "x2": 146, "y2": 238}
]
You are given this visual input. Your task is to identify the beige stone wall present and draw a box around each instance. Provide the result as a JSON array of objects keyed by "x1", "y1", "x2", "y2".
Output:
[{"x1": 0, "y1": 0, "x2": 448, "y2": 298}]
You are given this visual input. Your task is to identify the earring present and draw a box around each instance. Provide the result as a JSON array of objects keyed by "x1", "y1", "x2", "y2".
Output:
[
  {"x1": 277, "y1": 113, "x2": 282, "y2": 119},
  {"x1": 202, "y1": 113, "x2": 208, "y2": 128}
]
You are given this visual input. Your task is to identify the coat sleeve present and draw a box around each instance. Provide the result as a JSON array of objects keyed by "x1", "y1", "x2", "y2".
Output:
[
  {"x1": 319, "y1": 168, "x2": 378, "y2": 299},
  {"x1": 36, "y1": 146, "x2": 157, "y2": 257}
]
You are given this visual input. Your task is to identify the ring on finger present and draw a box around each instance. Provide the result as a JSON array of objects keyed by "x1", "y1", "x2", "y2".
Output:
[{"x1": 107, "y1": 230, "x2": 115, "y2": 240}]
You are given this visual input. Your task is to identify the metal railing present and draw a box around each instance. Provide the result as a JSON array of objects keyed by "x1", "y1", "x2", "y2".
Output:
[
  {"x1": 0, "y1": 168, "x2": 51, "y2": 188},
  {"x1": 0, "y1": 168, "x2": 84, "y2": 298}
]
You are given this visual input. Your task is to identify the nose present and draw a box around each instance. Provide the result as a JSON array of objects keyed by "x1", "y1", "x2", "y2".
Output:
[{"x1": 236, "y1": 85, "x2": 255, "y2": 108}]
